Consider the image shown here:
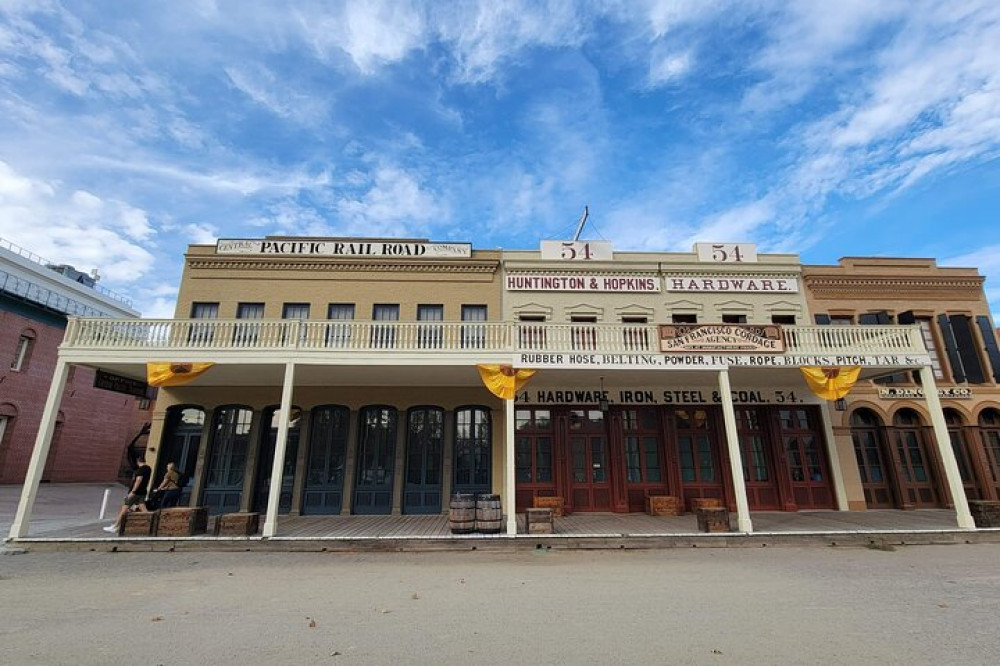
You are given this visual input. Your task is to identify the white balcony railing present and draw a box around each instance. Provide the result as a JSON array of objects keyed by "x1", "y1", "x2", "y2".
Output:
[{"x1": 62, "y1": 319, "x2": 927, "y2": 358}]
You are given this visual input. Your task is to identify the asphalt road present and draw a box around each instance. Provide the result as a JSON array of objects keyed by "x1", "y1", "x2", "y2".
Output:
[{"x1": 2, "y1": 544, "x2": 999, "y2": 665}]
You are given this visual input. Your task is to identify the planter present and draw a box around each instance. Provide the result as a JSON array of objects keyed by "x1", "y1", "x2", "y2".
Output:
[
  {"x1": 646, "y1": 495, "x2": 683, "y2": 516},
  {"x1": 525, "y1": 507, "x2": 554, "y2": 534},
  {"x1": 969, "y1": 500, "x2": 1000, "y2": 528},
  {"x1": 121, "y1": 510, "x2": 158, "y2": 536},
  {"x1": 696, "y1": 507, "x2": 731, "y2": 533},
  {"x1": 218, "y1": 512, "x2": 260, "y2": 536},
  {"x1": 156, "y1": 507, "x2": 208, "y2": 537},
  {"x1": 690, "y1": 497, "x2": 722, "y2": 512}
]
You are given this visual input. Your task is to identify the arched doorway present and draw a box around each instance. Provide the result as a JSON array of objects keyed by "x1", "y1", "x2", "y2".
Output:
[
  {"x1": 302, "y1": 405, "x2": 349, "y2": 515},
  {"x1": 353, "y1": 406, "x2": 397, "y2": 515},
  {"x1": 978, "y1": 408, "x2": 1000, "y2": 499},
  {"x1": 453, "y1": 406, "x2": 491, "y2": 496},
  {"x1": 253, "y1": 406, "x2": 302, "y2": 514},
  {"x1": 202, "y1": 405, "x2": 253, "y2": 514},
  {"x1": 890, "y1": 408, "x2": 940, "y2": 508},
  {"x1": 156, "y1": 406, "x2": 205, "y2": 506},
  {"x1": 851, "y1": 408, "x2": 895, "y2": 509},
  {"x1": 944, "y1": 409, "x2": 979, "y2": 500},
  {"x1": 403, "y1": 406, "x2": 444, "y2": 514}
]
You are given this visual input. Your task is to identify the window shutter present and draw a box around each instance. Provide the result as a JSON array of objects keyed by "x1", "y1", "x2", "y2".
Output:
[
  {"x1": 814, "y1": 314, "x2": 831, "y2": 325},
  {"x1": 950, "y1": 315, "x2": 986, "y2": 383},
  {"x1": 937, "y1": 314, "x2": 966, "y2": 383},
  {"x1": 975, "y1": 316, "x2": 1000, "y2": 383}
]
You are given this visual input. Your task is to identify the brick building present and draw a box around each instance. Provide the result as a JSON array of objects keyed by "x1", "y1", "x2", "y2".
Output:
[{"x1": 0, "y1": 238, "x2": 148, "y2": 484}]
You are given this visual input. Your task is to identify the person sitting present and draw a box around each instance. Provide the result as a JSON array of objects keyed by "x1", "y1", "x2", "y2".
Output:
[
  {"x1": 104, "y1": 456, "x2": 151, "y2": 533},
  {"x1": 155, "y1": 462, "x2": 183, "y2": 509}
]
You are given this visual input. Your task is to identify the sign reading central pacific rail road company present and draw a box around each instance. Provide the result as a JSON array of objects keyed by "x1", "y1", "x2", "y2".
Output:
[
  {"x1": 659, "y1": 324, "x2": 785, "y2": 352},
  {"x1": 216, "y1": 238, "x2": 472, "y2": 258}
]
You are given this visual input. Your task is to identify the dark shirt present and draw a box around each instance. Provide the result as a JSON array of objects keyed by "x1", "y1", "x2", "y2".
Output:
[{"x1": 133, "y1": 465, "x2": 152, "y2": 495}]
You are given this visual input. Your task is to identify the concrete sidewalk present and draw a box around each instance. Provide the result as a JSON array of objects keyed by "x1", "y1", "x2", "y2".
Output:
[{"x1": 1, "y1": 482, "x2": 126, "y2": 539}]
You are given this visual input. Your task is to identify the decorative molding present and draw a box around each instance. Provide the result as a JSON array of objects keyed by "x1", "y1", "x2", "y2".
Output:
[{"x1": 187, "y1": 257, "x2": 499, "y2": 274}]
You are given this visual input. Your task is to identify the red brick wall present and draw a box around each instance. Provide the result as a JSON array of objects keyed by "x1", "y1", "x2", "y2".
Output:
[{"x1": 0, "y1": 310, "x2": 150, "y2": 484}]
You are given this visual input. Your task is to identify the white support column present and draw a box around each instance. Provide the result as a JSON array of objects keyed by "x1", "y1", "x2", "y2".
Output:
[
  {"x1": 9, "y1": 360, "x2": 70, "y2": 539},
  {"x1": 718, "y1": 369, "x2": 752, "y2": 533},
  {"x1": 817, "y1": 404, "x2": 849, "y2": 511},
  {"x1": 919, "y1": 366, "x2": 975, "y2": 530},
  {"x1": 505, "y1": 398, "x2": 517, "y2": 536},
  {"x1": 262, "y1": 362, "x2": 295, "y2": 538}
]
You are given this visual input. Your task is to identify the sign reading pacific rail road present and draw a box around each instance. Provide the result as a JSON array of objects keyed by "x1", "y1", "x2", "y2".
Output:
[
  {"x1": 659, "y1": 324, "x2": 785, "y2": 353},
  {"x1": 216, "y1": 238, "x2": 472, "y2": 258}
]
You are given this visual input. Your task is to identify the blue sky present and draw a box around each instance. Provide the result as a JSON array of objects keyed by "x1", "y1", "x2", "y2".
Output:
[{"x1": 0, "y1": 1, "x2": 998, "y2": 318}]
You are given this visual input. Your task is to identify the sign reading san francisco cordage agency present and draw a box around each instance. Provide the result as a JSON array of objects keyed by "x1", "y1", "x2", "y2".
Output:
[
  {"x1": 659, "y1": 324, "x2": 785, "y2": 353},
  {"x1": 216, "y1": 238, "x2": 472, "y2": 258}
]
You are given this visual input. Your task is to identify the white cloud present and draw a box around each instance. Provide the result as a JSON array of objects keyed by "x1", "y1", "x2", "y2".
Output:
[
  {"x1": 0, "y1": 160, "x2": 156, "y2": 284},
  {"x1": 336, "y1": 164, "x2": 447, "y2": 235},
  {"x1": 647, "y1": 49, "x2": 692, "y2": 88}
]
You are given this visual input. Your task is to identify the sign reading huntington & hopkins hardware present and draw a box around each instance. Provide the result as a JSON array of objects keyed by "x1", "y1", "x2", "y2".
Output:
[
  {"x1": 216, "y1": 238, "x2": 472, "y2": 258},
  {"x1": 659, "y1": 324, "x2": 785, "y2": 353}
]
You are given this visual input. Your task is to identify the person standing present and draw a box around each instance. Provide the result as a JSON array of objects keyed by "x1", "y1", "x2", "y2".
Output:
[{"x1": 104, "y1": 456, "x2": 151, "y2": 533}]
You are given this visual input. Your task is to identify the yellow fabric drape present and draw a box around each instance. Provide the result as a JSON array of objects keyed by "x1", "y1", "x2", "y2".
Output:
[
  {"x1": 800, "y1": 366, "x2": 862, "y2": 400},
  {"x1": 147, "y1": 362, "x2": 215, "y2": 387},
  {"x1": 476, "y1": 364, "x2": 536, "y2": 400}
]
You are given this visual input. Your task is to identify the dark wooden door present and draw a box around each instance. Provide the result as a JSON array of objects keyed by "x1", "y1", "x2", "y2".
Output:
[
  {"x1": 302, "y1": 406, "x2": 348, "y2": 515},
  {"x1": 850, "y1": 408, "x2": 895, "y2": 508},
  {"x1": 157, "y1": 407, "x2": 205, "y2": 507},
  {"x1": 254, "y1": 408, "x2": 301, "y2": 514},
  {"x1": 403, "y1": 408, "x2": 444, "y2": 514},
  {"x1": 674, "y1": 407, "x2": 725, "y2": 510},
  {"x1": 779, "y1": 408, "x2": 834, "y2": 509},
  {"x1": 353, "y1": 406, "x2": 397, "y2": 515},
  {"x1": 202, "y1": 406, "x2": 253, "y2": 515},
  {"x1": 568, "y1": 409, "x2": 611, "y2": 511},
  {"x1": 736, "y1": 408, "x2": 781, "y2": 510},
  {"x1": 621, "y1": 408, "x2": 668, "y2": 511},
  {"x1": 891, "y1": 427, "x2": 940, "y2": 508},
  {"x1": 514, "y1": 408, "x2": 557, "y2": 511}
]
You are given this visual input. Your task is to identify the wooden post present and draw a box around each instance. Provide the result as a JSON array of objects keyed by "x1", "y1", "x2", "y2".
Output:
[
  {"x1": 9, "y1": 360, "x2": 70, "y2": 538},
  {"x1": 817, "y1": 404, "x2": 849, "y2": 511},
  {"x1": 505, "y1": 398, "x2": 517, "y2": 536},
  {"x1": 718, "y1": 369, "x2": 752, "y2": 533},
  {"x1": 262, "y1": 362, "x2": 295, "y2": 538},
  {"x1": 918, "y1": 366, "x2": 975, "y2": 529}
]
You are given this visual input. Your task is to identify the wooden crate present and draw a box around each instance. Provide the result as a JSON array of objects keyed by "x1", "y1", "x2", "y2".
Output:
[
  {"x1": 696, "y1": 507, "x2": 731, "y2": 533},
  {"x1": 156, "y1": 507, "x2": 208, "y2": 537},
  {"x1": 533, "y1": 496, "x2": 565, "y2": 517},
  {"x1": 646, "y1": 495, "x2": 682, "y2": 516},
  {"x1": 218, "y1": 512, "x2": 259, "y2": 536},
  {"x1": 121, "y1": 510, "x2": 158, "y2": 536},
  {"x1": 525, "y1": 507, "x2": 554, "y2": 534},
  {"x1": 690, "y1": 497, "x2": 722, "y2": 512}
]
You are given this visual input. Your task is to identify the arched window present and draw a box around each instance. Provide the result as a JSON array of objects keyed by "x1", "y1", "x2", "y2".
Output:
[
  {"x1": 254, "y1": 406, "x2": 302, "y2": 513},
  {"x1": 944, "y1": 409, "x2": 974, "y2": 486},
  {"x1": 10, "y1": 328, "x2": 36, "y2": 371},
  {"x1": 157, "y1": 406, "x2": 205, "y2": 504},
  {"x1": 353, "y1": 406, "x2": 397, "y2": 514},
  {"x1": 403, "y1": 406, "x2": 444, "y2": 514}
]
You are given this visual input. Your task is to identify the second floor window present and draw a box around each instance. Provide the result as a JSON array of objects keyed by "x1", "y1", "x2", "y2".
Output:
[
  {"x1": 327, "y1": 304, "x2": 355, "y2": 347},
  {"x1": 189, "y1": 302, "x2": 218, "y2": 345},
  {"x1": 417, "y1": 304, "x2": 444, "y2": 348},
  {"x1": 282, "y1": 303, "x2": 310, "y2": 345},
  {"x1": 461, "y1": 305, "x2": 488, "y2": 349},
  {"x1": 10, "y1": 333, "x2": 33, "y2": 371},
  {"x1": 622, "y1": 316, "x2": 649, "y2": 351},
  {"x1": 235, "y1": 302, "x2": 265, "y2": 346},
  {"x1": 570, "y1": 315, "x2": 597, "y2": 350},
  {"x1": 372, "y1": 304, "x2": 399, "y2": 348}
]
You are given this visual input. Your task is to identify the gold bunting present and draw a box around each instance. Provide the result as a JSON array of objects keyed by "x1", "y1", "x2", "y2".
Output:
[
  {"x1": 147, "y1": 362, "x2": 215, "y2": 387},
  {"x1": 476, "y1": 364, "x2": 535, "y2": 400},
  {"x1": 800, "y1": 366, "x2": 862, "y2": 401}
]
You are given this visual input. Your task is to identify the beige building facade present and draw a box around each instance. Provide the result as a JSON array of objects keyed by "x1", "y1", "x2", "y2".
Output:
[
  {"x1": 9, "y1": 237, "x2": 988, "y2": 540},
  {"x1": 803, "y1": 258, "x2": 1000, "y2": 511}
]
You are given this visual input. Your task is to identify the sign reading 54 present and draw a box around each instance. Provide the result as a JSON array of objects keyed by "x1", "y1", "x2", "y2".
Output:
[
  {"x1": 540, "y1": 240, "x2": 614, "y2": 261},
  {"x1": 695, "y1": 242, "x2": 758, "y2": 264}
]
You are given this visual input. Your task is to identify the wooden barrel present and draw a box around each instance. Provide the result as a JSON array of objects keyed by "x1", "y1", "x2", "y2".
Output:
[
  {"x1": 475, "y1": 493, "x2": 502, "y2": 533},
  {"x1": 449, "y1": 494, "x2": 477, "y2": 534}
]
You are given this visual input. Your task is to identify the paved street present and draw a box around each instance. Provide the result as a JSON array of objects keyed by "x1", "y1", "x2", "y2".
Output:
[{"x1": 2, "y1": 544, "x2": 999, "y2": 665}]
